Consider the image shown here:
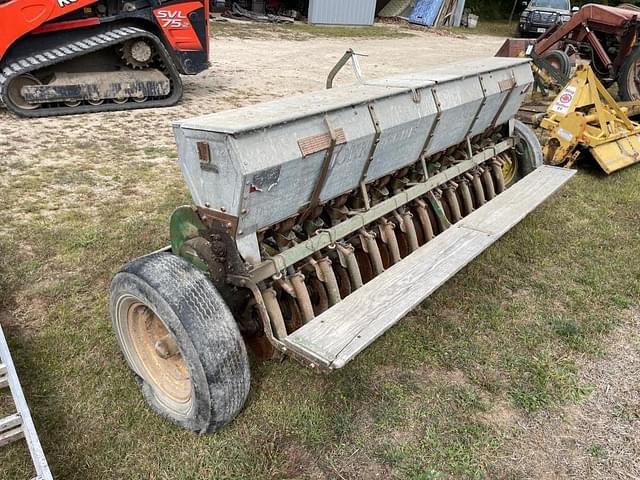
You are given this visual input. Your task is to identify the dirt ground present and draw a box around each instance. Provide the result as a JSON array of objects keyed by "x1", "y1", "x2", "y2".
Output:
[
  {"x1": 490, "y1": 309, "x2": 640, "y2": 479},
  {"x1": 1, "y1": 27, "x2": 639, "y2": 480},
  {"x1": 1, "y1": 31, "x2": 505, "y2": 174}
]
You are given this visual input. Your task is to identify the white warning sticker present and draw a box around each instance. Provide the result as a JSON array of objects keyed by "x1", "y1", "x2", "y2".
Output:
[
  {"x1": 551, "y1": 85, "x2": 577, "y2": 115},
  {"x1": 557, "y1": 128, "x2": 574, "y2": 142}
]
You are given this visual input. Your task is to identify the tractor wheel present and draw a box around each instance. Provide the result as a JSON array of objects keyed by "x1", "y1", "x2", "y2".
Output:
[
  {"x1": 618, "y1": 46, "x2": 640, "y2": 101},
  {"x1": 502, "y1": 120, "x2": 543, "y2": 187},
  {"x1": 110, "y1": 252, "x2": 250, "y2": 433},
  {"x1": 541, "y1": 50, "x2": 572, "y2": 79}
]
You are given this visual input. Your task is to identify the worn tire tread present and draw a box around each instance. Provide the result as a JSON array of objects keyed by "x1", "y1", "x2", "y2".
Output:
[{"x1": 110, "y1": 252, "x2": 250, "y2": 433}]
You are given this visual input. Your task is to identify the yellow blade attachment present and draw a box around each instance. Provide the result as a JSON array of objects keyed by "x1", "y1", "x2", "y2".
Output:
[
  {"x1": 590, "y1": 134, "x2": 640, "y2": 174},
  {"x1": 540, "y1": 63, "x2": 640, "y2": 174}
]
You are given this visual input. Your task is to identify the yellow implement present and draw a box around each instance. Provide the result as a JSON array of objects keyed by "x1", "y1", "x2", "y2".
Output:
[{"x1": 541, "y1": 64, "x2": 640, "y2": 174}]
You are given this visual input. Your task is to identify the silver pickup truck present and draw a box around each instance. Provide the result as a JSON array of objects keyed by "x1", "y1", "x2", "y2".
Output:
[{"x1": 518, "y1": 0, "x2": 578, "y2": 37}]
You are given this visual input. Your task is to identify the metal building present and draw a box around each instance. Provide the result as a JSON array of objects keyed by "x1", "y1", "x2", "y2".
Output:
[{"x1": 308, "y1": 0, "x2": 377, "y2": 26}]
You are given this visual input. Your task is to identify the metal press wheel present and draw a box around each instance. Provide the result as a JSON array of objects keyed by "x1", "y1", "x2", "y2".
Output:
[
  {"x1": 501, "y1": 153, "x2": 519, "y2": 187},
  {"x1": 110, "y1": 252, "x2": 250, "y2": 433},
  {"x1": 508, "y1": 120, "x2": 544, "y2": 187}
]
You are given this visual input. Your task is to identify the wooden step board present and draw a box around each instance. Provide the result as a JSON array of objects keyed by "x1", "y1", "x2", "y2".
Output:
[
  {"x1": 0, "y1": 363, "x2": 7, "y2": 389},
  {"x1": 283, "y1": 166, "x2": 576, "y2": 369}
]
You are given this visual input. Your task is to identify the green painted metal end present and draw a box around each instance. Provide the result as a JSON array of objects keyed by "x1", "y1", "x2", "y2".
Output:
[{"x1": 169, "y1": 206, "x2": 209, "y2": 272}]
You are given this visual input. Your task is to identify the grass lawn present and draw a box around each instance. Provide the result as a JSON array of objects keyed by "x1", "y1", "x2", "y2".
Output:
[
  {"x1": 2, "y1": 135, "x2": 639, "y2": 480},
  {"x1": 1, "y1": 21, "x2": 639, "y2": 480}
]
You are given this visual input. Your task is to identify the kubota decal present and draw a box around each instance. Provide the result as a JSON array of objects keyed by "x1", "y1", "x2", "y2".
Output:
[{"x1": 57, "y1": 0, "x2": 78, "y2": 7}]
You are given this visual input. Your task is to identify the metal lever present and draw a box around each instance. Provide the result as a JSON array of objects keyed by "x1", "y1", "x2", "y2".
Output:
[{"x1": 326, "y1": 48, "x2": 368, "y2": 89}]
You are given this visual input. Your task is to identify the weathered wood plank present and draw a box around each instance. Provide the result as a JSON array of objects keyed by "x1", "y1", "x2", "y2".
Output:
[
  {"x1": 283, "y1": 166, "x2": 575, "y2": 369},
  {"x1": 0, "y1": 413, "x2": 22, "y2": 433},
  {"x1": 0, "y1": 426, "x2": 24, "y2": 448},
  {"x1": 457, "y1": 166, "x2": 574, "y2": 235}
]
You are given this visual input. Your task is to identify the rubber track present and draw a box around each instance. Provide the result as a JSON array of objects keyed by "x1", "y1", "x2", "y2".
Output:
[{"x1": 0, "y1": 26, "x2": 184, "y2": 117}]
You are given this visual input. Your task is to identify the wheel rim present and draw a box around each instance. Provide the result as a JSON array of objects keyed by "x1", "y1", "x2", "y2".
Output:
[
  {"x1": 116, "y1": 296, "x2": 193, "y2": 416},
  {"x1": 7, "y1": 75, "x2": 41, "y2": 110},
  {"x1": 501, "y1": 153, "x2": 518, "y2": 186}
]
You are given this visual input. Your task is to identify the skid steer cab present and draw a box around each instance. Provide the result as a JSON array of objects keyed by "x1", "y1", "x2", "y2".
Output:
[
  {"x1": 0, "y1": 0, "x2": 209, "y2": 117},
  {"x1": 110, "y1": 57, "x2": 575, "y2": 433}
]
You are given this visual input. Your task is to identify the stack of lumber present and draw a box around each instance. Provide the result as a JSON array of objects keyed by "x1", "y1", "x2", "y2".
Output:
[{"x1": 409, "y1": 0, "x2": 465, "y2": 27}]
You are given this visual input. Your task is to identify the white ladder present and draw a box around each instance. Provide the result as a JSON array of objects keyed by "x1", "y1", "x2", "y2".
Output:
[{"x1": 0, "y1": 324, "x2": 53, "y2": 480}]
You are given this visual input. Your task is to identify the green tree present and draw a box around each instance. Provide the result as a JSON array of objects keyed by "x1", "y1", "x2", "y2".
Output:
[{"x1": 466, "y1": 0, "x2": 635, "y2": 20}]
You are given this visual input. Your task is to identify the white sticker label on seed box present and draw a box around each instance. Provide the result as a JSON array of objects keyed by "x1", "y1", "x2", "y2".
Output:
[{"x1": 551, "y1": 85, "x2": 577, "y2": 115}]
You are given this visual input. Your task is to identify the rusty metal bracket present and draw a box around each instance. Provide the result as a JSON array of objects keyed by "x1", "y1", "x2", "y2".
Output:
[
  {"x1": 466, "y1": 76, "x2": 488, "y2": 139},
  {"x1": 299, "y1": 116, "x2": 338, "y2": 223},
  {"x1": 228, "y1": 276, "x2": 325, "y2": 370},
  {"x1": 490, "y1": 71, "x2": 519, "y2": 129},
  {"x1": 358, "y1": 103, "x2": 382, "y2": 210},
  {"x1": 421, "y1": 89, "x2": 443, "y2": 158}
]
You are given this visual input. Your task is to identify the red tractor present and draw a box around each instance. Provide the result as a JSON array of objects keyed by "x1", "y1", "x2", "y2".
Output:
[
  {"x1": 0, "y1": 0, "x2": 209, "y2": 116},
  {"x1": 498, "y1": 3, "x2": 640, "y2": 100}
]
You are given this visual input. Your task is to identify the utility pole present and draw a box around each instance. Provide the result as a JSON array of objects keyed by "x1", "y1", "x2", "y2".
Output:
[{"x1": 509, "y1": 0, "x2": 519, "y2": 24}]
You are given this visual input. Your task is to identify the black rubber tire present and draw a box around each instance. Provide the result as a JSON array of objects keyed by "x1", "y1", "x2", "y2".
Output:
[
  {"x1": 110, "y1": 252, "x2": 250, "y2": 433},
  {"x1": 618, "y1": 46, "x2": 640, "y2": 101},
  {"x1": 541, "y1": 49, "x2": 572, "y2": 79},
  {"x1": 514, "y1": 120, "x2": 544, "y2": 180}
]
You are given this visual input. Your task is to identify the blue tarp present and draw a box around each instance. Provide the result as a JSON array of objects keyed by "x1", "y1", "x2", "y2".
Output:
[{"x1": 409, "y1": 0, "x2": 444, "y2": 26}]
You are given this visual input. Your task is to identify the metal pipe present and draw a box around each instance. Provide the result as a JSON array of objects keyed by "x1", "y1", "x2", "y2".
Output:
[
  {"x1": 471, "y1": 173, "x2": 486, "y2": 207},
  {"x1": 360, "y1": 230, "x2": 384, "y2": 275},
  {"x1": 492, "y1": 159, "x2": 506, "y2": 194},
  {"x1": 414, "y1": 199, "x2": 434, "y2": 242},
  {"x1": 337, "y1": 243, "x2": 363, "y2": 290},
  {"x1": 444, "y1": 186, "x2": 463, "y2": 223},
  {"x1": 379, "y1": 219, "x2": 401, "y2": 264},
  {"x1": 275, "y1": 277, "x2": 296, "y2": 297},
  {"x1": 458, "y1": 180, "x2": 474, "y2": 215},
  {"x1": 290, "y1": 273, "x2": 314, "y2": 324},
  {"x1": 261, "y1": 288, "x2": 288, "y2": 339},
  {"x1": 317, "y1": 257, "x2": 341, "y2": 306},
  {"x1": 482, "y1": 168, "x2": 496, "y2": 200},
  {"x1": 249, "y1": 139, "x2": 515, "y2": 283},
  {"x1": 400, "y1": 211, "x2": 419, "y2": 252}
]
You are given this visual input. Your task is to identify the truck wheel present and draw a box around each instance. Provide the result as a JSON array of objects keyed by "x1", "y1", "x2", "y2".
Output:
[
  {"x1": 110, "y1": 252, "x2": 250, "y2": 433},
  {"x1": 503, "y1": 120, "x2": 543, "y2": 187},
  {"x1": 618, "y1": 46, "x2": 640, "y2": 100}
]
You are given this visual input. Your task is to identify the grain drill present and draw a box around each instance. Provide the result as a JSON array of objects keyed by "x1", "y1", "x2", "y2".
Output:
[{"x1": 109, "y1": 57, "x2": 575, "y2": 433}]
